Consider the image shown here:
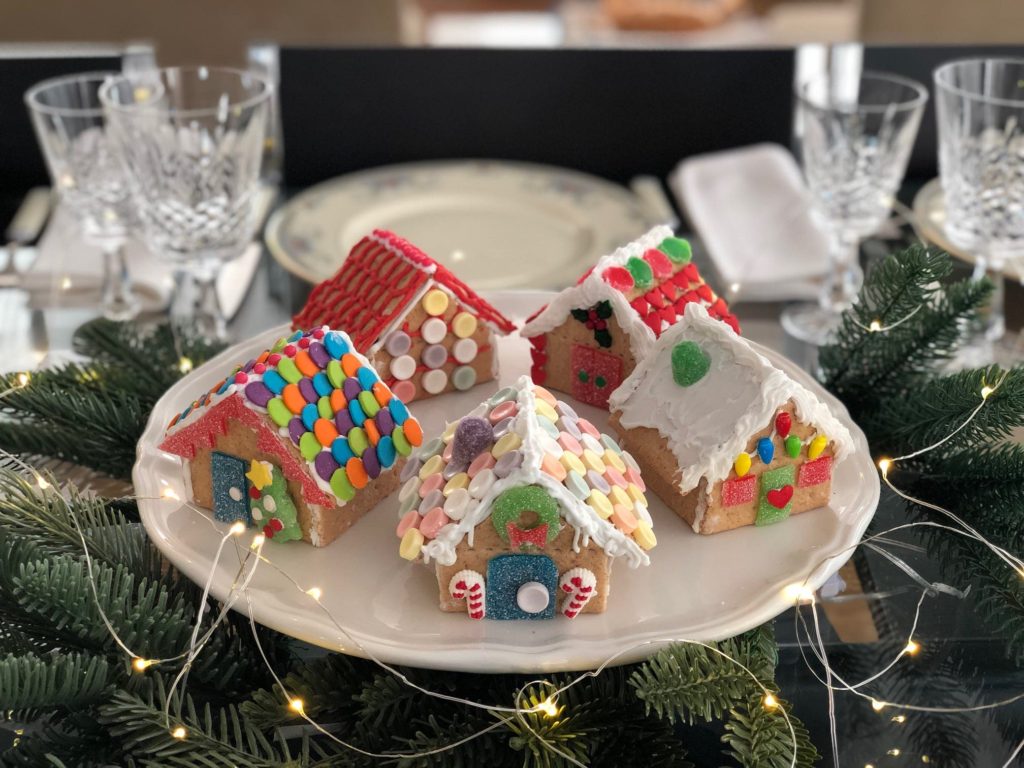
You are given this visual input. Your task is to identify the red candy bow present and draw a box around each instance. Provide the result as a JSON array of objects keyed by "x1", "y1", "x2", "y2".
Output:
[{"x1": 506, "y1": 523, "x2": 550, "y2": 550}]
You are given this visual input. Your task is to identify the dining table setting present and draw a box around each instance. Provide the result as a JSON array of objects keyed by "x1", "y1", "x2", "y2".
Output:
[{"x1": 1, "y1": 42, "x2": 1023, "y2": 768}]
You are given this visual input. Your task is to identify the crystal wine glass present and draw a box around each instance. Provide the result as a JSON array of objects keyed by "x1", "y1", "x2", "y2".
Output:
[
  {"x1": 100, "y1": 67, "x2": 272, "y2": 340},
  {"x1": 25, "y1": 72, "x2": 141, "y2": 321},
  {"x1": 782, "y1": 71, "x2": 928, "y2": 345},
  {"x1": 935, "y1": 58, "x2": 1024, "y2": 365}
]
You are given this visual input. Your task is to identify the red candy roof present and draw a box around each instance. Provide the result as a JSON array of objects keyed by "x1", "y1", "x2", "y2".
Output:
[{"x1": 292, "y1": 230, "x2": 515, "y2": 351}]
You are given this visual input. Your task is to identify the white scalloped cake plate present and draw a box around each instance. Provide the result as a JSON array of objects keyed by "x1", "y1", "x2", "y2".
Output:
[
  {"x1": 264, "y1": 160, "x2": 653, "y2": 290},
  {"x1": 135, "y1": 291, "x2": 879, "y2": 673}
]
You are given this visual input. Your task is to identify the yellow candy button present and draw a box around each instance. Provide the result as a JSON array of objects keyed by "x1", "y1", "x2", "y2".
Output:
[
  {"x1": 422, "y1": 288, "x2": 450, "y2": 317},
  {"x1": 626, "y1": 483, "x2": 646, "y2": 506},
  {"x1": 534, "y1": 398, "x2": 558, "y2": 423},
  {"x1": 734, "y1": 452, "x2": 751, "y2": 477},
  {"x1": 442, "y1": 421, "x2": 458, "y2": 443},
  {"x1": 581, "y1": 449, "x2": 606, "y2": 474},
  {"x1": 419, "y1": 454, "x2": 444, "y2": 480},
  {"x1": 399, "y1": 527, "x2": 424, "y2": 560},
  {"x1": 608, "y1": 485, "x2": 631, "y2": 509},
  {"x1": 444, "y1": 472, "x2": 469, "y2": 496},
  {"x1": 491, "y1": 432, "x2": 522, "y2": 458},
  {"x1": 560, "y1": 451, "x2": 585, "y2": 475},
  {"x1": 603, "y1": 449, "x2": 626, "y2": 473},
  {"x1": 451, "y1": 311, "x2": 477, "y2": 338},
  {"x1": 633, "y1": 520, "x2": 657, "y2": 550},
  {"x1": 808, "y1": 435, "x2": 827, "y2": 460},
  {"x1": 587, "y1": 490, "x2": 613, "y2": 519}
]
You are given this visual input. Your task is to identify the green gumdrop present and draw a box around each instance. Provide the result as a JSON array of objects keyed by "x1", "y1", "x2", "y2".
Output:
[
  {"x1": 659, "y1": 237, "x2": 692, "y2": 264},
  {"x1": 491, "y1": 486, "x2": 560, "y2": 544},
  {"x1": 671, "y1": 341, "x2": 710, "y2": 387},
  {"x1": 299, "y1": 432, "x2": 321, "y2": 461},
  {"x1": 626, "y1": 256, "x2": 654, "y2": 289},
  {"x1": 330, "y1": 468, "x2": 355, "y2": 501},
  {"x1": 267, "y1": 398, "x2": 292, "y2": 427},
  {"x1": 785, "y1": 435, "x2": 801, "y2": 458}
]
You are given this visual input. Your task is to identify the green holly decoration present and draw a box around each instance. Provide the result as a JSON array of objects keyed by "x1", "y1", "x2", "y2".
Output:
[
  {"x1": 785, "y1": 435, "x2": 802, "y2": 458},
  {"x1": 671, "y1": 341, "x2": 710, "y2": 387},
  {"x1": 492, "y1": 486, "x2": 560, "y2": 546},
  {"x1": 251, "y1": 462, "x2": 302, "y2": 542},
  {"x1": 572, "y1": 301, "x2": 614, "y2": 348}
]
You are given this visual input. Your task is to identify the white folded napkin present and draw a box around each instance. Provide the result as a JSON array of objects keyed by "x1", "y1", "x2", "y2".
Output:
[
  {"x1": 24, "y1": 203, "x2": 263, "y2": 320},
  {"x1": 669, "y1": 143, "x2": 830, "y2": 302}
]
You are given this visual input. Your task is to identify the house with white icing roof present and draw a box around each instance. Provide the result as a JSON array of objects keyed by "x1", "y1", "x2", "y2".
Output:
[
  {"x1": 394, "y1": 375, "x2": 655, "y2": 620},
  {"x1": 520, "y1": 225, "x2": 739, "y2": 409},
  {"x1": 609, "y1": 303, "x2": 853, "y2": 535}
]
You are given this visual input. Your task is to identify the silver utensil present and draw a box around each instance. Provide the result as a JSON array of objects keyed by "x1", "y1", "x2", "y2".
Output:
[{"x1": 1, "y1": 187, "x2": 51, "y2": 287}]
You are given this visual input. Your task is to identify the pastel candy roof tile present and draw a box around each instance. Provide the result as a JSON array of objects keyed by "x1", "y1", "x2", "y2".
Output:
[
  {"x1": 520, "y1": 225, "x2": 739, "y2": 362},
  {"x1": 397, "y1": 375, "x2": 654, "y2": 568},
  {"x1": 160, "y1": 326, "x2": 421, "y2": 509},
  {"x1": 292, "y1": 229, "x2": 515, "y2": 354},
  {"x1": 608, "y1": 303, "x2": 853, "y2": 495}
]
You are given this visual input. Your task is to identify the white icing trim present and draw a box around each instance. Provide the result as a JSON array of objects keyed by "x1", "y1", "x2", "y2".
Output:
[
  {"x1": 418, "y1": 375, "x2": 650, "y2": 569},
  {"x1": 609, "y1": 303, "x2": 854, "y2": 524},
  {"x1": 519, "y1": 225, "x2": 677, "y2": 362}
]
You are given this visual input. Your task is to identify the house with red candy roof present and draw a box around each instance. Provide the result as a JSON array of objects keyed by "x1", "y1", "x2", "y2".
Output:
[
  {"x1": 160, "y1": 326, "x2": 421, "y2": 547},
  {"x1": 292, "y1": 230, "x2": 515, "y2": 404},
  {"x1": 519, "y1": 225, "x2": 740, "y2": 409}
]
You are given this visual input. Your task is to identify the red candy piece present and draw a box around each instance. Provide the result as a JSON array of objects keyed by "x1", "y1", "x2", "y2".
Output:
[
  {"x1": 643, "y1": 248, "x2": 673, "y2": 279},
  {"x1": 775, "y1": 412, "x2": 792, "y2": 438},
  {"x1": 283, "y1": 344, "x2": 297, "y2": 357},
  {"x1": 234, "y1": 372, "x2": 248, "y2": 384},
  {"x1": 267, "y1": 353, "x2": 282, "y2": 366},
  {"x1": 766, "y1": 485, "x2": 794, "y2": 509},
  {"x1": 263, "y1": 524, "x2": 275, "y2": 538},
  {"x1": 682, "y1": 263, "x2": 700, "y2": 283},
  {"x1": 798, "y1": 456, "x2": 833, "y2": 487},
  {"x1": 270, "y1": 518, "x2": 284, "y2": 531},
  {"x1": 697, "y1": 284, "x2": 713, "y2": 302},
  {"x1": 253, "y1": 363, "x2": 266, "y2": 374},
  {"x1": 248, "y1": 486, "x2": 261, "y2": 500},
  {"x1": 722, "y1": 475, "x2": 756, "y2": 506},
  {"x1": 603, "y1": 265, "x2": 634, "y2": 292},
  {"x1": 312, "y1": 328, "x2": 325, "y2": 339},
  {"x1": 298, "y1": 337, "x2": 310, "y2": 349},
  {"x1": 631, "y1": 298, "x2": 649, "y2": 316}
]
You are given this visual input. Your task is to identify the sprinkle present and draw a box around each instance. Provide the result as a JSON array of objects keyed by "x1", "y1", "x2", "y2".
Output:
[
  {"x1": 314, "y1": 418, "x2": 339, "y2": 447},
  {"x1": 393, "y1": 427, "x2": 411, "y2": 456},
  {"x1": 317, "y1": 396, "x2": 333, "y2": 420},
  {"x1": 326, "y1": 360, "x2": 345, "y2": 388},
  {"x1": 244, "y1": 381, "x2": 273, "y2": 407},
  {"x1": 403, "y1": 417, "x2": 423, "y2": 447},
  {"x1": 377, "y1": 435, "x2": 397, "y2": 468},
  {"x1": 295, "y1": 350, "x2": 319, "y2": 377},
  {"x1": 349, "y1": 427, "x2": 369, "y2": 456},
  {"x1": 341, "y1": 354, "x2": 362, "y2": 378},
  {"x1": 389, "y1": 397, "x2": 410, "y2": 425},
  {"x1": 288, "y1": 418, "x2": 305, "y2": 445},
  {"x1": 358, "y1": 390, "x2": 381, "y2": 418},
  {"x1": 308, "y1": 341, "x2": 331, "y2": 368}
]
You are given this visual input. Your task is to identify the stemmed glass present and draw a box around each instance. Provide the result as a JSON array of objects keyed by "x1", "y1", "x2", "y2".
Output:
[
  {"x1": 935, "y1": 58, "x2": 1024, "y2": 365},
  {"x1": 782, "y1": 71, "x2": 928, "y2": 345},
  {"x1": 25, "y1": 72, "x2": 141, "y2": 321},
  {"x1": 100, "y1": 67, "x2": 272, "y2": 340}
]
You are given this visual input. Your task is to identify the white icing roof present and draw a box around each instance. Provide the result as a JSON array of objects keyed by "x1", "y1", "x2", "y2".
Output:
[
  {"x1": 412, "y1": 375, "x2": 652, "y2": 569},
  {"x1": 519, "y1": 225, "x2": 676, "y2": 361},
  {"x1": 608, "y1": 303, "x2": 854, "y2": 496}
]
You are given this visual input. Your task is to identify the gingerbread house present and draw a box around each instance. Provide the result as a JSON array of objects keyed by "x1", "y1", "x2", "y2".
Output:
[
  {"x1": 394, "y1": 375, "x2": 655, "y2": 620},
  {"x1": 608, "y1": 304, "x2": 853, "y2": 534},
  {"x1": 160, "y1": 326, "x2": 422, "y2": 546},
  {"x1": 519, "y1": 225, "x2": 739, "y2": 409},
  {"x1": 292, "y1": 230, "x2": 515, "y2": 403}
]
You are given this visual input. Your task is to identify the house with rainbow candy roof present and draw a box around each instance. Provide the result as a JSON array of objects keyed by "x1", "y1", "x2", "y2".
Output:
[
  {"x1": 160, "y1": 327, "x2": 422, "y2": 547},
  {"x1": 292, "y1": 229, "x2": 515, "y2": 404},
  {"x1": 395, "y1": 375, "x2": 655, "y2": 621},
  {"x1": 520, "y1": 225, "x2": 739, "y2": 409}
]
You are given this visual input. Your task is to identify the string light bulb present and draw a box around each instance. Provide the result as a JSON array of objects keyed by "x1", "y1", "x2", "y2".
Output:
[
  {"x1": 251, "y1": 534, "x2": 265, "y2": 549},
  {"x1": 160, "y1": 487, "x2": 180, "y2": 501},
  {"x1": 891, "y1": 714, "x2": 907, "y2": 724},
  {"x1": 288, "y1": 698, "x2": 305, "y2": 713},
  {"x1": 229, "y1": 521, "x2": 247, "y2": 536},
  {"x1": 904, "y1": 639, "x2": 920, "y2": 655},
  {"x1": 762, "y1": 693, "x2": 779, "y2": 710},
  {"x1": 35, "y1": 474, "x2": 51, "y2": 490},
  {"x1": 869, "y1": 319, "x2": 882, "y2": 332},
  {"x1": 783, "y1": 583, "x2": 815, "y2": 604},
  {"x1": 871, "y1": 698, "x2": 886, "y2": 712},
  {"x1": 878, "y1": 458, "x2": 891, "y2": 477},
  {"x1": 981, "y1": 384, "x2": 995, "y2": 400},
  {"x1": 306, "y1": 587, "x2": 322, "y2": 601},
  {"x1": 537, "y1": 695, "x2": 559, "y2": 718},
  {"x1": 16, "y1": 372, "x2": 30, "y2": 388},
  {"x1": 132, "y1": 658, "x2": 154, "y2": 672},
  {"x1": 171, "y1": 726, "x2": 187, "y2": 740},
  {"x1": 178, "y1": 357, "x2": 194, "y2": 374},
  {"x1": 887, "y1": 748, "x2": 901, "y2": 756}
]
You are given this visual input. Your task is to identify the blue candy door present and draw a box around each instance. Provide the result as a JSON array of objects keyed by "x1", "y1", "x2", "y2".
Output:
[
  {"x1": 210, "y1": 451, "x2": 252, "y2": 525},
  {"x1": 486, "y1": 554, "x2": 557, "y2": 620}
]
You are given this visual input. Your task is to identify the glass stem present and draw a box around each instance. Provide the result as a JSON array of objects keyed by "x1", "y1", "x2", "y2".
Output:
[
  {"x1": 171, "y1": 264, "x2": 227, "y2": 342},
  {"x1": 819, "y1": 229, "x2": 863, "y2": 313},
  {"x1": 100, "y1": 242, "x2": 140, "y2": 322},
  {"x1": 981, "y1": 251, "x2": 1006, "y2": 343}
]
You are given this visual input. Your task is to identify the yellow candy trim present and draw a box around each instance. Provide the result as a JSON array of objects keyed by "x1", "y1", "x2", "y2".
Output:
[
  {"x1": 534, "y1": 399, "x2": 558, "y2": 423},
  {"x1": 808, "y1": 435, "x2": 827, "y2": 460},
  {"x1": 734, "y1": 452, "x2": 751, "y2": 478},
  {"x1": 444, "y1": 472, "x2": 470, "y2": 495},
  {"x1": 560, "y1": 452, "x2": 586, "y2": 475},
  {"x1": 603, "y1": 449, "x2": 626, "y2": 473},
  {"x1": 587, "y1": 490, "x2": 613, "y2": 519},
  {"x1": 451, "y1": 311, "x2": 477, "y2": 338},
  {"x1": 633, "y1": 520, "x2": 657, "y2": 550},
  {"x1": 419, "y1": 454, "x2": 444, "y2": 480},
  {"x1": 491, "y1": 432, "x2": 522, "y2": 458},
  {"x1": 608, "y1": 485, "x2": 631, "y2": 509},
  {"x1": 399, "y1": 527, "x2": 424, "y2": 560},
  {"x1": 422, "y1": 288, "x2": 450, "y2": 317},
  {"x1": 626, "y1": 483, "x2": 646, "y2": 506},
  {"x1": 581, "y1": 449, "x2": 606, "y2": 473}
]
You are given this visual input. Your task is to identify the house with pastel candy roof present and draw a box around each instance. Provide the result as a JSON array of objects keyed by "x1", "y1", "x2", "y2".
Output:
[
  {"x1": 395, "y1": 375, "x2": 655, "y2": 621},
  {"x1": 160, "y1": 326, "x2": 422, "y2": 547},
  {"x1": 519, "y1": 225, "x2": 739, "y2": 410},
  {"x1": 608, "y1": 303, "x2": 854, "y2": 535},
  {"x1": 292, "y1": 229, "x2": 515, "y2": 404}
]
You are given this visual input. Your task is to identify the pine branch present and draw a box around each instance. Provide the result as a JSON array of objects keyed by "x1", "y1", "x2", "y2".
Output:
[
  {"x1": 0, "y1": 652, "x2": 113, "y2": 712},
  {"x1": 722, "y1": 693, "x2": 819, "y2": 768}
]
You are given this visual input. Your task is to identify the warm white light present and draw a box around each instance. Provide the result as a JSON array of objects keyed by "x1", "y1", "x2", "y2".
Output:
[
  {"x1": 16, "y1": 372, "x2": 30, "y2": 388},
  {"x1": 35, "y1": 475, "x2": 51, "y2": 490},
  {"x1": 60, "y1": 276, "x2": 72, "y2": 291},
  {"x1": 871, "y1": 698, "x2": 886, "y2": 712},
  {"x1": 921, "y1": 756, "x2": 930, "y2": 764},
  {"x1": 878, "y1": 458, "x2": 891, "y2": 476},
  {"x1": 229, "y1": 521, "x2": 247, "y2": 536},
  {"x1": 783, "y1": 583, "x2": 815, "y2": 604},
  {"x1": 981, "y1": 385, "x2": 994, "y2": 400},
  {"x1": 887, "y1": 749, "x2": 901, "y2": 757},
  {"x1": 251, "y1": 534, "x2": 266, "y2": 548},
  {"x1": 171, "y1": 726, "x2": 187, "y2": 739},
  {"x1": 729, "y1": 282, "x2": 741, "y2": 295},
  {"x1": 891, "y1": 714, "x2": 906, "y2": 724},
  {"x1": 536, "y1": 696, "x2": 559, "y2": 718},
  {"x1": 869, "y1": 319, "x2": 882, "y2": 332},
  {"x1": 904, "y1": 640, "x2": 920, "y2": 656},
  {"x1": 762, "y1": 693, "x2": 779, "y2": 710},
  {"x1": 178, "y1": 357, "x2": 194, "y2": 374},
  {"x1": 133, "y1": 658, "x2": 154, "y2": 671},
  {"x1": 288, "y1": 698, "x2": 304, "y2": 713},
  {"x1": 306, "y1": 587, "x2": 322, "y2": 601},
  {"x1": 160, "y1": 488, "x2": 180, "y2": 501}
]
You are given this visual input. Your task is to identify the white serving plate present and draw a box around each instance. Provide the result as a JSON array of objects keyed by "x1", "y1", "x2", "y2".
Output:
[
  {"x1": 264, "y1": 160, "x2": 653, "y2": 290},
  {"x1": 134, "y1": 291, "x2": 878, "y2": 673}
]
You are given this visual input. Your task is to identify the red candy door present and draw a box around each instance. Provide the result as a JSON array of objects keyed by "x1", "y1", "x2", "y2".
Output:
[{"x1": 571, "y1": 344, "x2": 623, "y2": 408}]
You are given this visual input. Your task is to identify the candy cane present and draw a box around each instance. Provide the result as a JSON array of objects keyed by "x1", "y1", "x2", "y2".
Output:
[
  {"x1": 449, "y1": 569, "x2": 486, "y2": 620},
  {"x1": 559, "y1": 567, "x2": 597, "y2": 619}
]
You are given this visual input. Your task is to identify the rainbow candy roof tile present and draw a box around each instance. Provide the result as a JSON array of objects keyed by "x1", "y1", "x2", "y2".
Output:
[
  {"x1": 160, "y1": 327, "x2": 422, "y2": 508},
  {"x1": 393, "y1": 375, "x2": 656, "y2": 567}
]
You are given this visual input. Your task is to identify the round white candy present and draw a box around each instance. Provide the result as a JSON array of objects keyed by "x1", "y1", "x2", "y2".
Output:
[
  {"x1": 468, "y1": 468, "x2": 495, "y2": 498},
  {"x1": 422, "y1": 368, "x2": 448, "y2": 394},
  {"x1": 634, "y1": 500, "x2": 653, "y2": 526},
  {"x1": 453, "y1": 338, "x2": 478, "y2": 364},
  {"x1": 228, "y1": 486, "x2": 243, "y2": 502},
  {"x1": 536, "y1": 431, "x2": 561, "y2": 457},
  {"x1": 516, "y1": 581, "x2": 550, "y2": 614},
  {"x1": 421, "y1": 317, "x2": 448, "y2": 344},
  {"x1": 443, "y1": 488, "x2": 470, "y2": 520},
  {"x1": 384, "y1": 330, "x2": 411, "y2": 357},
  {"x1": 263, "y1": 496, "x2": 277, "y2": 514},
  {"x1": 251, "y1": 507, "x2": 263, "y2": 521},
  {"x1": 399, "y1": 475, "x2": 421, "y2": 502},
  {"x1": 390, "y1": 355, "x2": 417, "y2": 381},
  {"x1": 581, "y1": 433, "x2": 603, "y2": 455}
]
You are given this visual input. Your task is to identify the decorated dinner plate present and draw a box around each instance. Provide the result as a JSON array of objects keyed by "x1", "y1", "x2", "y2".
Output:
[
  {"x1": 264, "y1": 160, "x2": 653, "y2": 290},
  {"x1": 135, "y1": 291, "x2": 879, "y2": 673}
]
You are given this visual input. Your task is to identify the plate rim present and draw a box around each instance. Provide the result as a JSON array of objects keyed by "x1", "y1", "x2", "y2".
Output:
[
  {"x1": 134, "y1": 302, "x2": 878, "y2": 673},
  {"x1": 263, "y1": 158, "x2": 651, "y2": 286}
]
